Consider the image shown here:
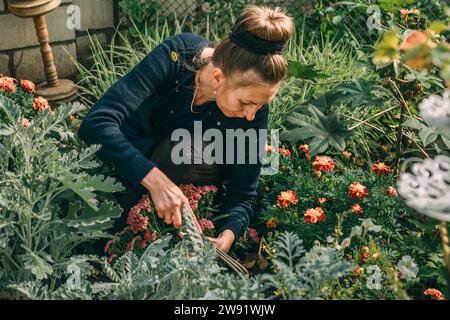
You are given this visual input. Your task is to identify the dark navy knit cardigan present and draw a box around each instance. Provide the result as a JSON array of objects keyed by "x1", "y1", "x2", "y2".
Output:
[{"x1": 77, "y1": 32, "x2": 269, "y2": 240}]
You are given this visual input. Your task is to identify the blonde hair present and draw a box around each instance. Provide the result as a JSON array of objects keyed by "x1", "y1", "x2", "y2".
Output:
[{"x1": 211, "y1": 5, "x2": 294, "y2": 88}]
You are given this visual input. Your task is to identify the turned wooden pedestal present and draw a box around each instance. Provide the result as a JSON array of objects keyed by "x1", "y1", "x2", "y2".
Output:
[{"x1": 8, "y1": 0, "x2": 78, "y2": 105}]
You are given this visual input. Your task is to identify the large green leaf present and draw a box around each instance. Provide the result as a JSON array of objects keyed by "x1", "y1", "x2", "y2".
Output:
[
  {"x1": 281, "y1": 106, "x2": 350, "y2": 154},
  {"x1": 287, "y1": 61, "x2": 328, "y2": 81},
  {"x1": 62, "y1": 174, "x2": 124, "y2": 211},
  {"x1": 404, "y1": 117, "x2": 450, "y2": 147},
  {"x1": 65, "y1": 200, "x2": 123, "y2": 232}
]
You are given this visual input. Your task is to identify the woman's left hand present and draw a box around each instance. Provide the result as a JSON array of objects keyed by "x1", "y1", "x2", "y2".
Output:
[{"x1": 206, "y1": 229, "x2": 235, "y2": 253}]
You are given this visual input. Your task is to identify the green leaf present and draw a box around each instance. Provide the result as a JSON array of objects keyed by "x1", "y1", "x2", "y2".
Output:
[
  {"x1": 418, "y1": 126, "x2": 438, "y2": 146},
  {"x1": 333, "y1": 79, "x2": 381, "y2": 107},
  {"x1": 65, "y1": 200, "x2": 123, "y2": 232},
  {"x1": 20, "y1": 250, "x2": 53, "y2": 280},
  {"x1": 281, "y1": 106, "x2": 350, "y2": 154},
  {"x1": 286, "y1": 61, "x2": 328, "y2": 80}
]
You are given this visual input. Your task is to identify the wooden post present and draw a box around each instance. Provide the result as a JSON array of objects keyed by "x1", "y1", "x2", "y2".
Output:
[{"x1": 33, "y1": 15, "x2": 59, "y2": 87}]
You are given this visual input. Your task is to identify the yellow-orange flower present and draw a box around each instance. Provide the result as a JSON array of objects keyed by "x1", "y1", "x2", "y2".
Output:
[
  {"x1": 424, "y1": 288, "x2": 444, "y2": 300},
  {"x1": 276, "y1": 190, "x2": 299, "y2": 208},
  {"x1": 342, "y1": 151, "x2": 352, "y2": 159},
  {"x1": 312, "y1": 156, "x2": 335, "y2": 172},
  {"x1": 350, "y1": 203, "x2": 364, "y2": 214},
  {"x1": 387, "y1": 186, "x2": 398, "y2": 197},
  {"x1": 0, "y1": 76, "x2": 16, "y2": 92},
  {"x1": 33, "y1": 96, "x2": 49, "y2": 112},
  {"x1": 372, "y1": 162, "x2": 392, "y2": 176},
  {"x1": 278, "y1": 148, "x2": 291, "y2": 157},
  {"x1": 318, "y1": 197, "x2": 327, "y2": 205},
  {"x1": 348, "y1": 182, "x2": 369, "y2": 199},
  {"x1": 266, "y1": 218, "x2": 279, "y2": 229},
  {"x1": 304, "y1": 207, "x2": 326, "y2": 224},
  {"x1": 20, "y1": 79, "x2": 36, "y2": 93}
]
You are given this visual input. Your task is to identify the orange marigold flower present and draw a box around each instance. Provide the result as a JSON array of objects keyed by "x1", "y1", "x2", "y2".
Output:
[
  {"x1": 276, "y1": 190, "x2": 299, "y2": 208},
  {"x1": 17, "y1": 117, "x2": 31, "y2": 128},
  {"x1": 304, "y1": 207, "x2": 326, "y2": 224},
  {"x1": 0, "y1": 76, "x2": 16, "y2": 92},
  {"x1": 348, "y1": 182, "x2": 369, "y2": 199},
  {"x1": 266, "y1": 218, "x2": 279, "y2": 229},
  {"x1": 372, "y1": 162, "x2": 392, "y2": 176},
  {"x1": 360, "y1": 252, "x2": 369, "y2": 261},
  {"x1": 20, "y1": 79, "x2": 36, "y2": 93},
  {"x1": 312, "y1": 156, "x2": 335, "y2": 172},
  {"x1": 353, "y1": 267, "x2": 364, "y2": 276},
  {"x1": 342, "y1": 151, "x2": 352, "y2": 159},
  {"x1": 299, "y1": 144, "x2": 310, "y2": 155},
  {"x1": 33, "y1": 96, "x2": 49, "y2": 112},
  {"x1": 350, "y1": 203, "x2": 364, "y2": 214},
  {"x1": 424, "y1": 288, "x2": 445, "y2": 300},
  {"x1": 318, "y1": 197, "x2": 327, "y2": 205},
  {"x1": 387, "y1": 186, "x2": 398, "y2": 197},
  {"x1": 265, "y1": 145, "x2": 276, "y2": 153},
  {"x1": 278, "y1": 148, "x2": 291, "y2": 157}
]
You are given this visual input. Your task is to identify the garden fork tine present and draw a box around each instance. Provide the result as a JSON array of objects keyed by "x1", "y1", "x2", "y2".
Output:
[{"x1": 182, "y1": 203, "x2": 249, "y2": 278}]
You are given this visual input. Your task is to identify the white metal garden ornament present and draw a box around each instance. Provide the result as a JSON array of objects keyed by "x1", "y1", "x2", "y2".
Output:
[
  {"x1": 418, "y1": 90, "x2": 450, "y2": 130},
  {"x1": 398, "y1": 155, "x2": 450, "y2": 222}
]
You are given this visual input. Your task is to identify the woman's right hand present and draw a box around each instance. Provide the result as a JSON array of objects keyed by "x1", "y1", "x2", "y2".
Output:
[{"x1": 141, "y1": 167, "x2": 203, "y2": 234}]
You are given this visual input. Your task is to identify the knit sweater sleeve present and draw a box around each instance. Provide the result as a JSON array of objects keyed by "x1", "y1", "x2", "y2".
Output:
[
  {"x1": 215, "y1": 105, "x2": 269, "y2": 241},
  {"x1": 77, "y1": 34, "x2": 185, "y2": 190}
]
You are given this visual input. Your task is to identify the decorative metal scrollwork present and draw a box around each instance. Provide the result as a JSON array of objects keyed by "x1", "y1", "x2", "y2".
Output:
[
  {"x1": 398, "y1": 156, "x2": 450, "y2": 222},
  {"x1": 418, "y1": 90, "x2": 450, "y2": 131}
]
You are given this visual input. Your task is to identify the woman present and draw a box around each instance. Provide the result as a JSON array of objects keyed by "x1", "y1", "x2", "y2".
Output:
[{"x1": 77, "y1": 5, "x2": 294, "y2": 253}]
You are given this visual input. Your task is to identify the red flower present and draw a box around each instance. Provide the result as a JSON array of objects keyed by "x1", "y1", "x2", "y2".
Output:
[
  {"x1": 247, "y1": 228, "x2": 260, "y2": 243},
  {"x1": 304, "y1": 207, "x2": 326, "y2": 224},
  {"x1": 33, "y1": 96, "x2": 49, "y2": 112},
  {"x1": 20, "y1": 79, "x2": 36, "y2": 93},
  {"x1": 387, "y1": 186, "x2": 398, "y2": 197},
  {"x1": 126, "y1": 235, "x2": 142, "y2": 252},
  {"x1": 17, "y1": 117, "x2": 31, "y2": 128},
  {"x1": 312, "y1": 156, "x2": 335, "y2": 172},
  {"x1": 278, "y1": 148, "x2": 291, "y2": 157},
  {"x1": 126, "y1": 199, "x2": 149, "y2": 234},
  {"x1": 0, "y1": 76, "x2": 16, "y2": 92},
  {"x1": 104, "y1": 239, "x2": 116, "y2": 254},
  {"x1": 179, "y1": 184, "x2": 218, "y2": 210},
  {"x1": 107, "y1": 254, "x2": 117, "y2": 263},
  {"x1": 371, "y1": 162, "x2": 392, "y2": 176},
  {"x1": 348, "y1": 182, "x2": 369, "y2": 199},
  {"x1": 424, "y1": 288, "x2": 445, "y2": 300},
  {"x1": 276, "y1": 190, "x2": 299, "y2": 208},
  {"x1": 266, "y1": 218, "x2": 278, "y2": 229},
  {"x1": 350, "y1": 203, "x2": 364, "y2": 214},
  {"x1": 199, "y1": 218, "x2": 215, "y2": 231},
  {"x1": 360, "y1": 252, "x2": 369, "y2": 261}
]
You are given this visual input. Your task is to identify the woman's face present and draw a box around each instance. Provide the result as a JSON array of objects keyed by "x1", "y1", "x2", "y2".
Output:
[{"x1": 212, "y1": 68, "x2": 281, "y2": 121}]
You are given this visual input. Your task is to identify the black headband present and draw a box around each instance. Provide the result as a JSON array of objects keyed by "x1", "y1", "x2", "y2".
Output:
[{"x1": 228, "y1": 23, "x2": 288, "y2": 55}]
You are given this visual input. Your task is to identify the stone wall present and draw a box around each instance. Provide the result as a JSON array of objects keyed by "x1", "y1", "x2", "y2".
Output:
[{"x1": 0, "y1": 0, "x2": 119, "y2": 84}]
